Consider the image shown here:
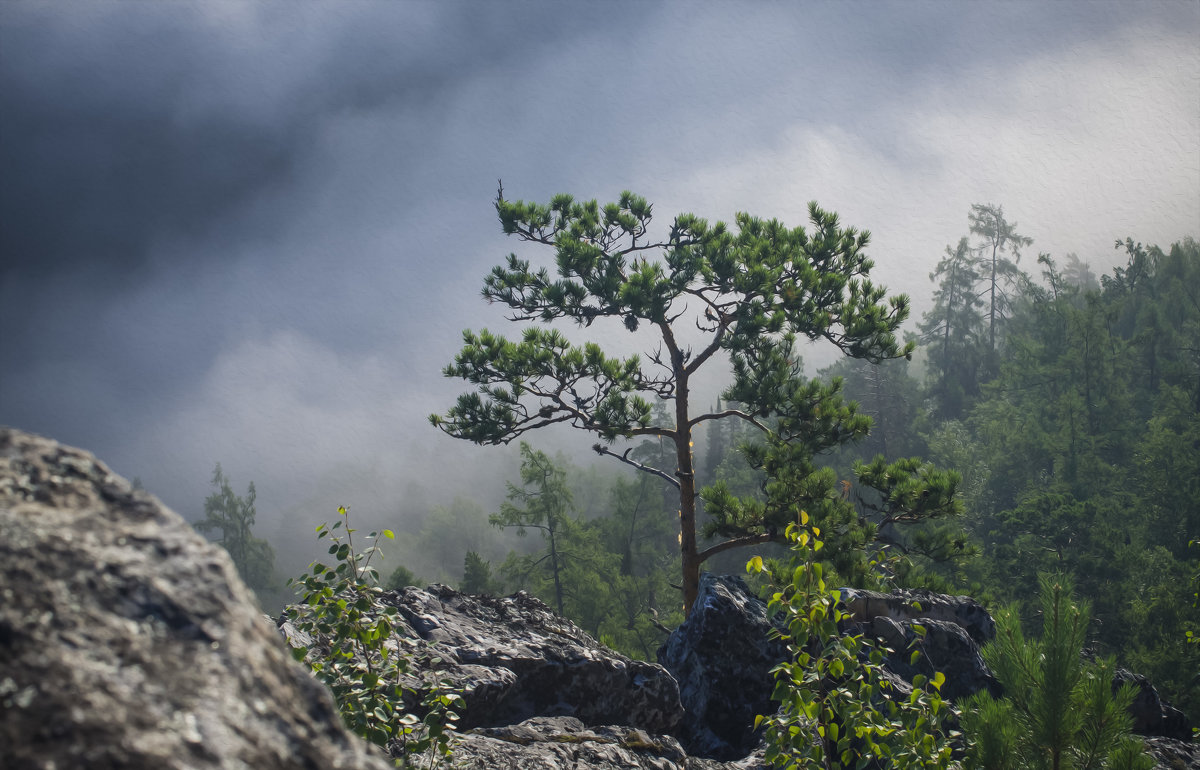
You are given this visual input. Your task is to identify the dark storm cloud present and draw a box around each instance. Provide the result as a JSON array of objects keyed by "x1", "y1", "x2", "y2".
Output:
[
  {"x1": 0, "y1": 0, "x2": 687, "y2": 528},
  {"x1": 0, "y1": 0, "x2": 1195, "y2": 546},
  {"x1": 0, "y1": 0, "x2": 634, "y2": 446},
  {"x1": 1, "y1": 9, "x2": 289, "y2": 283},
  {"x1": 0, "y1": 2, "x2": 625, "y2": 283}
]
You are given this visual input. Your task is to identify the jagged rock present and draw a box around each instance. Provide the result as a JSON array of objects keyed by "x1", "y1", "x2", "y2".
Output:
[
  {"x1": 448, "y1": 716, "x2": 768, "y2": 770},
  {"x1": 655, "y1": 575, "x2": 1001, "y2": 760},
  {"x1": 1116, "y1": 669, "x2": 1192, "y2": 741},
  {"x1": 0, "y1": 428, "x2": 390, "y2": 770},
  {"x1": 281, "y1": 583, "x2": 683, "y2": 735},
  {"x1": 656, "y1": 573, "x2": 787, "y2": 760},
  {"x1": 840, "y1": 587, "x2": 996, "y2": 646},
  {"x1": 1143, "y1": 736, "x2": 1200, "y2": 770},
  {"x1": 861, "y1": 615, "x2": 999, "y2": 702}
]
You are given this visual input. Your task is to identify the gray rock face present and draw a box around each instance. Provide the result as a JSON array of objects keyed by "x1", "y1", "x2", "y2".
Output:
[
  {"x1": 1143, "y1": 736, "x2": 1200, "y2": 770},
  {"x1": 840, "y1": 587, "x2": 996, "y2": 646},
  {"x1": 0, "y1": 428, "x2": 390, "y2": 769},
  {"x1": 287, "y1": 583, "x2": 683, "y2": 736},
  {"x1": 838, "y1": 587, "x2": 1001, "y2": 703},
  {"x1": 862, "y1": 615, "x2": 999, "y2": 702},
  {"x1": 449, "y1": 716, "x2": 768, "y2": 770},
  {"x1": 656, "y1": 573, "x2": 787, "y2": 760},
  {"x1": 1115, "y1": 669, "x2": 1192, "y2": 741}
]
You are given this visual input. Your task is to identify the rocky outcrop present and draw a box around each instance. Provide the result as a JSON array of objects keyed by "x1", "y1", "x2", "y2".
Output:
[
  {"x1": 0, "y1": 428, "x2": 390, "y2": 769},
  {"x1": 287, "y1": 581, "x2": 766, "y2": 768},
  {"x1": 1143, "y1": 736, "x2": 1200, "y2": 769},
  {"x1": 281, "y1": 583, "x2": 682, "y2": 735},
  {"x1": 1115, "y1": 668, "x2": 1192, "y2": 741},
  {"x1": 4, "y1": 427, "x2": 1190, "y2": 770},
  {"x1": 838, "y1": 587, "x2": 1001, "y2": 703},
  {"x1": 656, "y1": 574, "x2": 787, "y2": 760},
  {"x1": 839, "y1": 586, "x2": 996, "y2": 646},
  {"x1": 447, "y1": 716, "x2": 767, "y2": 769},
  {"x1": 859, "y1": 614, "x2": 999, "y2": 701}
]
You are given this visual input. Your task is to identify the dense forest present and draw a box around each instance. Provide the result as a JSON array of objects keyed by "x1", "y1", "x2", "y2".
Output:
[
  {"x1": 432, "y1": 227, "x2": 1199, "y2": 721},
  {"x1": 202, "y1": 202, "x2": 1199, "y2": 754}
]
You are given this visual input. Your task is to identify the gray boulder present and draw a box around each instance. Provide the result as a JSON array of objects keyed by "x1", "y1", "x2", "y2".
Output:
[
  {"x1": 0, "y1": 428, "x2": 390, "y2": 770},
  {"x1": 1114, "y1": 668, "x2": 1192, "y2": 741},
  {"x1": 281, "y1": 583, "x2": 683, "y2": 736},
  {"x1": 860, "y1": 615, "x2": 999, "y2": 702},
  {"x1": 839, "y1": 587, "x2": 1000, "y2": 702},
  {"x1": 839, "y1": 587, "x2": 996, "y2": 646},
  {"x1": 656, "y1": 573, "x2": 787, "y2": 760},
  {"x1": 449, "y1": 716, "x2": 768, "y2": 769},
  {"x1": 1143, "y1": 736, "x2": 1200, "y2": 770}
]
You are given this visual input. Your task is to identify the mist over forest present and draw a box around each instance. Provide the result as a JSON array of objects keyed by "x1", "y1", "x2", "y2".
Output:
[{"x1": 2, "y1": 0, "x2": 1198, "y2": 736}]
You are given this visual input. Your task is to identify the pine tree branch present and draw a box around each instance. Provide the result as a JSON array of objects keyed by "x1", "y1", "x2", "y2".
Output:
[
  {"x1": 697, "y1": 532, "x2": 775, "y2": 563},
  {"x1": 592, "y1": 444, "x2": 680, "y2": 489},
  {"x1": 689, "y1": 408, "x2": 768, "y2": 432}
]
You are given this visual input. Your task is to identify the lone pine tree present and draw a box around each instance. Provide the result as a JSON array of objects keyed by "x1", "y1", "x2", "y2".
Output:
[{"x1": 432, "y1": 188, "x2": 954, "y2": 615}]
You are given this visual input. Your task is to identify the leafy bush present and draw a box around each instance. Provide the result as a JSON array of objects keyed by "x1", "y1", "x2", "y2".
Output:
[
  {"x1": 285, "y1": 507, "x2": 462, "y2": 768},
  {"x1": 750, "y1": 512, "x2": 958, "y2": 768}
]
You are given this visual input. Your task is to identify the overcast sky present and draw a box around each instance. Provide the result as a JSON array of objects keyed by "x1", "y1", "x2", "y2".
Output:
[{"x1": 2, "y1": 1, "x2": 1198, "y2": 562}]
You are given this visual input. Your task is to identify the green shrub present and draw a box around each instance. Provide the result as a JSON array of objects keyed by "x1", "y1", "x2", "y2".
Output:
[
  {"x1": 285, "y1": 507, "x2": 463, "y2": 768},
  {"x1": 750, "y1": 513, "x2": 958, "y2": 769}
]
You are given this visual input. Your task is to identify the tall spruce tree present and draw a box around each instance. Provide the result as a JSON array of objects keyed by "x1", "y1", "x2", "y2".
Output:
[
  {"x1": 194, "y1": 463, "x2": 275, "y2": 591},
  {"x1": 433, "y1": 189, "x2": 962, "y2": 614},
  {"x1": 490, "y1": 442, "x2": 575, "y2": 616},
  {"x1": 920, "y1": 236, "x2": 985, "y2": 418},
  {"x1": 968, "y1": 204, "x2": 1033, "y2": 374}
]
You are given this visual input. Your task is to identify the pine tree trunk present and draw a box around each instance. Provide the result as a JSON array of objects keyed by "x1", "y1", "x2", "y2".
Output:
[
  {"x1": 548, "y1": 523, "x2": 565, "y2": 618},
  {"x1": 675, "y1": 366, "x2": 700, "y2": 616}
]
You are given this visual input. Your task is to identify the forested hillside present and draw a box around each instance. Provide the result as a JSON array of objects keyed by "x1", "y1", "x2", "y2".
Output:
[
  {"x1": 812, "y1": 221, "x2": 1199, "y2": 725},
  {"x1": 417, "y1": 216, "x2": 1200, "y2": 722},
  {"x1": 201, "y1": 200, "x2": 1198, "y2": 765}
]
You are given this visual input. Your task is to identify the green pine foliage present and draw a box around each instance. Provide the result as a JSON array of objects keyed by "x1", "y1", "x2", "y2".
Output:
[
  {"x1": 919, "y1": 237, "x2": 986, "y2": 419},
  {"x1": 490, "y1": 442, "x2": 577, "y2": 617},
  {"x1": 488, "y1": 442, "x2": 684, "y2": 658},
  {"x1": 432, "y1": 189, "x2": 928, "y2": 615},
  {"x1": 968, "y1": 204, "x2": 1034, "y2": 376},
  {"x1": 194, "y1": 463, "x2": 277, "y2": 592},
  {"x1": 958, "y1": 239, "x2": 1200, "y2": 721},
  {"x1": 385, "y1": 564, "x2": 422, "y2": 591},
  {"x1": 958, "y1": 574, "x2": 1153, "y2": 770},
  {"x1": 460, "y1": 551, "x2": 497, "y2": 595}
]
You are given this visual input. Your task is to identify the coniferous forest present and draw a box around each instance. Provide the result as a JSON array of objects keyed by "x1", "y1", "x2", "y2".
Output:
[
  {"x1": 5, "y1": 4, "x2": 1197, "y2": 766},
  {"x1": 214, "y1": 199, "x2": 1199, "y2": 743}
]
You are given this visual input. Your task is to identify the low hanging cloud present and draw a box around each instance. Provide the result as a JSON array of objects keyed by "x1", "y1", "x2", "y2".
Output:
[{"x1": 1, "y1": 1, "x2": 1196, "y2": 562}]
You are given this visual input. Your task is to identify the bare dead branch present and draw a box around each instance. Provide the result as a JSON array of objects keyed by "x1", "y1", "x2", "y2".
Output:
[
  {"x1": 697, "y1": 532, "x2": 775, "y2": 563},
  {"x1": 591, "y1": 443, "x2": 680, "y2": 489}
]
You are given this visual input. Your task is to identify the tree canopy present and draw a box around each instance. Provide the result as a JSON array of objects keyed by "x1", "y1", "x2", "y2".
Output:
[
  {"x1": 432, "y1": 188, "x2": 964, "y2": 615},
  {"x1": 194, "y1": 463, "x2": 275, "y2": 591}
]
